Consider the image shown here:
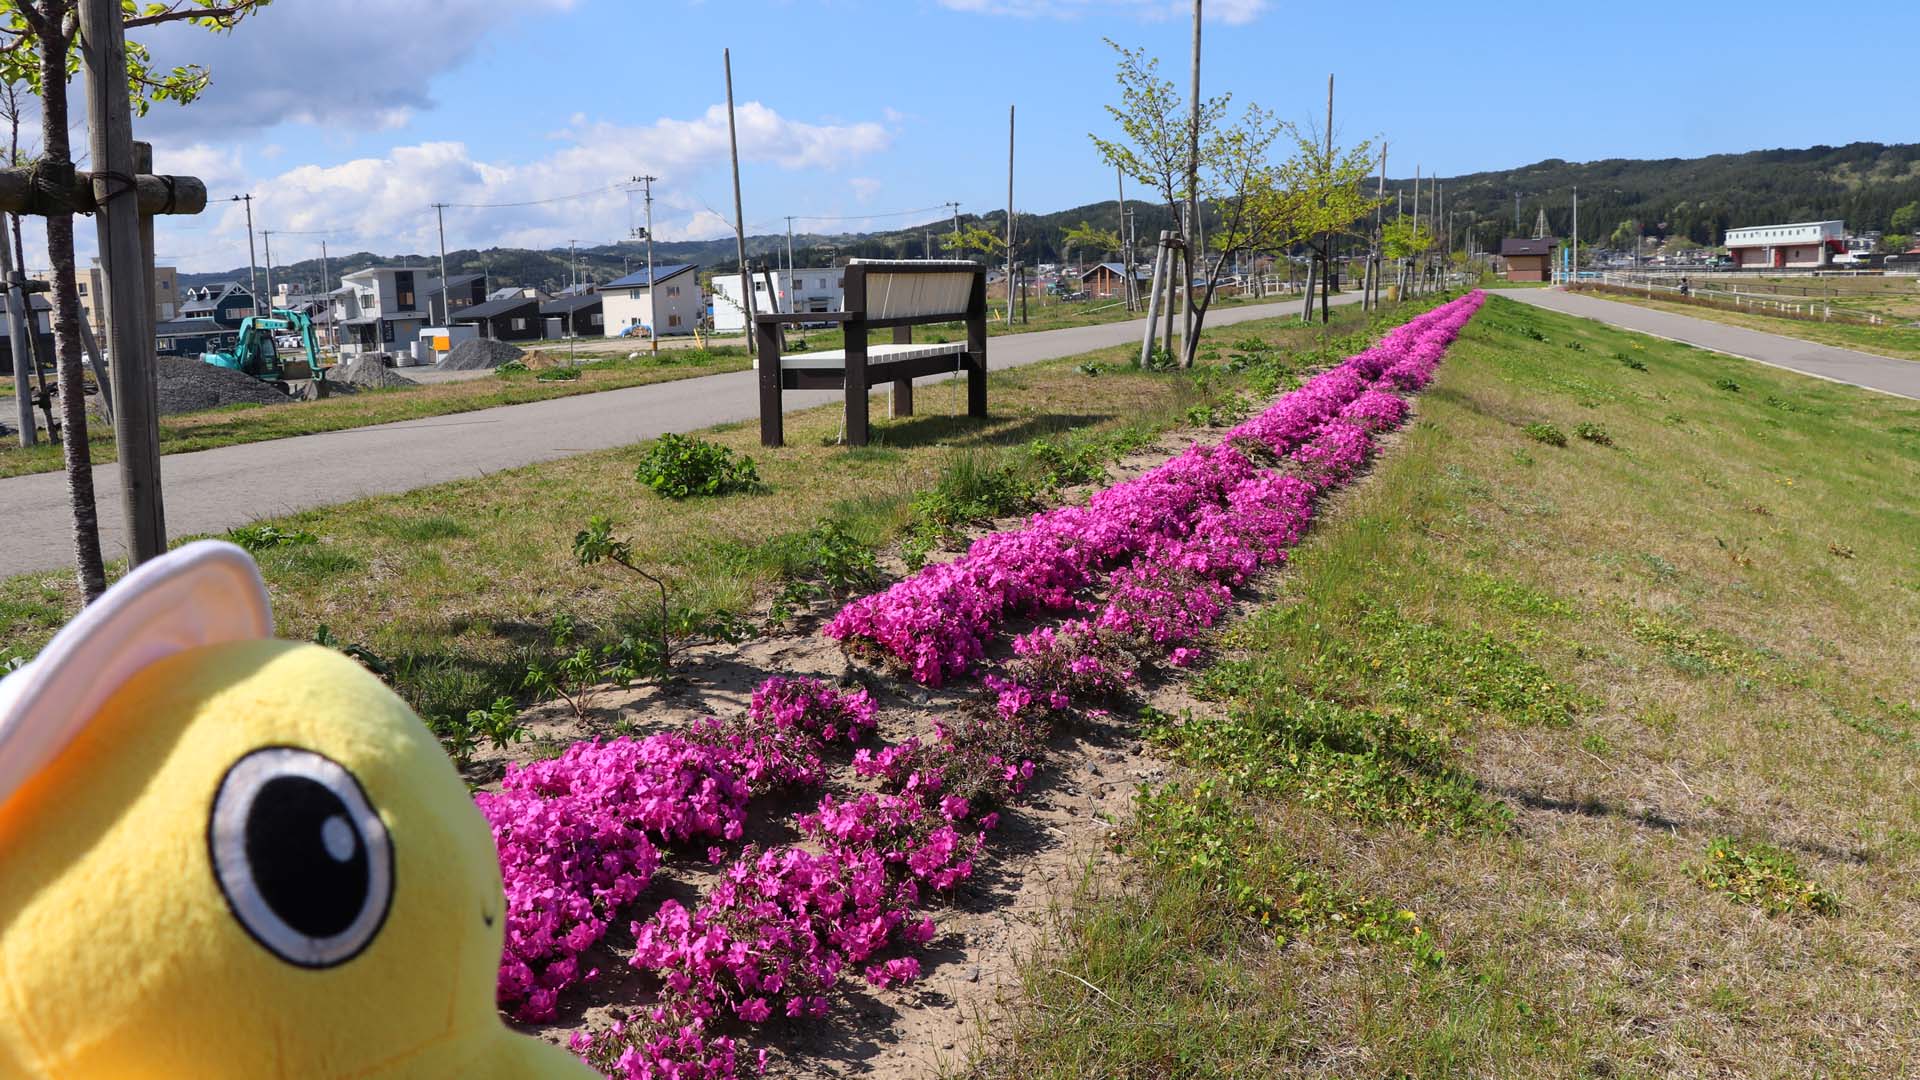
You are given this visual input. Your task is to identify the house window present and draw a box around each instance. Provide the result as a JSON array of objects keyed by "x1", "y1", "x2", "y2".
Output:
[
  {"x1": 667, "y1": 313, "x2": 681, "y2": 328},
  {"x1": 666, "y1": 285, "x2": 680, "y2": 297},
  {"x1": 511, "y1": 317, "x2": 527, "y2": 331},
  {"x1": 77, "y1": 283, "x2": 87, "y2": 296},
  {"x1": 817, "y1": 278, "x2": 827, "y2": 289},
  {"x1": 836, "y1": 277, "x2": 844, "y2": 288},
  {"x1": 589, "y1": 312, "x2": 603, "y2": 326},
  {"x1": 630, "y1": 288, "x2": 642, "y2": 300}
]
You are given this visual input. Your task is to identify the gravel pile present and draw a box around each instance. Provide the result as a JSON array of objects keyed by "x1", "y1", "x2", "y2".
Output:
[
  {"x1": 332, "y1": 354, "x2": 418, "y2": 389},
  {"x1": 437, "y1": 338, "x2": 525, "y2": 371},
  {"x1": 155, "y1": 356, "x2": 290, "y2": 415}
]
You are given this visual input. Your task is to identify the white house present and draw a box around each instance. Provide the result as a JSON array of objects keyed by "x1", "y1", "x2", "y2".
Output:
[
  {"x1": 710, "y1": 267, "x2": 845, "y2": 332},
  {"x1": 600, "y1": 263, "x2": 701, "y2": 338},
  {"x1": 1724, "y1": 221, "x2": 1845, "y2": 270},
  {"x1": 332, "y1": 266, "x2": 434, "y2": 359}
]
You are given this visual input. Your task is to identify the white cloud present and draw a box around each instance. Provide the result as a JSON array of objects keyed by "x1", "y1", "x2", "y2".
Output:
[
  {"x1": 145, "y1": 102, "x2": 894, "y2": 271},
  {"x1": 936, "y1": 0, "x2": 1267, "y2": 23},
  {"x1": 129, "y1": 0, "x2": 578, "y2": 137},
  {"x1": 849, "y1": 177, "x2": 882, "y2": 202}
]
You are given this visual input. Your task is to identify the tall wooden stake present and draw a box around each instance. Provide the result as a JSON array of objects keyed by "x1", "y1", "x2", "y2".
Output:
[
  {"x1": 81, "y1": 0, "x2": 165, "y2": 564},
  {"x1": 1139, "y1": 231, "x2": 1168, "y2": 367},
  {"x1": 724, "y1": 48, "x2": 755, "y2": 354},
  {"x1": 1115, "y1": 165, "x2": 1133, "y2": 311},
  {"x1": 1319, "y1": 72, "x2": 1334, "y2": 323},
  {"x1": 3, "y1": 215, "x2": 33, "y2": 445},
  {"x1": 1371, "y1": 141, "x2": 1386, "y2": 309}
]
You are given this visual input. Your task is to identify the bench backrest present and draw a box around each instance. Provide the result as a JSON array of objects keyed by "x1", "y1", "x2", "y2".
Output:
[{"x1": 846, "y1": 259, "x2": 982, "y2": 323}]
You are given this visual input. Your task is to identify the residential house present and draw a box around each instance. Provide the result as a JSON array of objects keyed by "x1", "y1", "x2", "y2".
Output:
[
  {"x1": 541, "y1": 291, "x2": 604, "y2": 338},
  {"x1": 1498, "y1": 238, "x2": 1557, "y2": 282},
  {"x1": 450, "y1": 294, "x2": 544, "y2": 342},
  {"x1": 422, "y1": 272, "x2": 488, "y2": 323},
  {"x1": 1079, "y1": 262, "x2": 1150, "y2": 300},
  {"x1": 600, "y1": 263, "x2": 701, "y2": 337},
  {"x1": 0, "y1": 295, "x2": 53, "y2": 376},
  {"x1": 156, "y1": 281, "x2": 257, "y2": 357},
  {"x1": 332, "y1": 267, "x2": 433, "y2": 357},
  {"x1": 709, "y1": 266, "x2": 843, "y2": 332},
  {"x1": 31, "y1": 258, "x2": 178, "y2": 342}
]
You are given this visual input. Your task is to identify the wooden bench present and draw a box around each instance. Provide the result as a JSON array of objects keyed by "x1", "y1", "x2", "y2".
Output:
[{"x1": 755, "y1": 259, "x2": 987, "y2": 447}]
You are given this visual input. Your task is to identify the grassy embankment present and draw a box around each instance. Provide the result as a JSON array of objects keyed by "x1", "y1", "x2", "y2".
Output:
[
  {"x1": 1570, "y1": 282, "x2": 1920, "y2": 364},
  {"x1": 2, "y1": 303, "x2": 1385, "y2": 756},
  {"x1": 966, "y1": 295, "x2": 1920, "y2": 1078}
]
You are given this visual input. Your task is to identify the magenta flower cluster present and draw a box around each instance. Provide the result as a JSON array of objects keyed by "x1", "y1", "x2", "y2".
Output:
[
  {"x1": 829, "y1": 292, "x2": 1485, "y2": 686},
  {"x1": 481, "y1": 294, "x2": 1482, "y2": 1077}
]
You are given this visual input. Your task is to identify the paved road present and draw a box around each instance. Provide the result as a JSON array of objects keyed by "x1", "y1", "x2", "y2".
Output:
[
  {"x1": 1504, "y1": 289, "x2": 1920, "y2": 400},
  {"x1": 3, "y1": 293, "x2": 1356, "y2": 575}
]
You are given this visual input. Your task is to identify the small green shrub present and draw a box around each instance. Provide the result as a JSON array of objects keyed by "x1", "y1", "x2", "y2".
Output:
[
  {"x1": 1696, "y1": 837, "x2": 1840, "y2": 916},
  {"x1": 535, "y1": 367, "x2": 580, "y2": 382},
  {"x1": 226, "y1": 524, "x2": 317, "y2": 552},
  {"x1": 1713, "y1": 377, "x2": 1741, "y2": 392},
  {"x1": 495, "y1": 359, "x2": 529, "y2": 374},
  {"x1": 1523, "y1": 422, "x2": 1567, "y2": 447},
  {"x1": 634, "y1": 434, "x2": 762, "y2": 498},
  {"x1": 767, "y1": 520, "x2": 882, "y2": 622},
  {"x1": 1616, "y1": 353, "x2": 1648, "y2": 371},
  {"x1": 1574, "y1": 422, "x2": 1613, "y2": 446}
]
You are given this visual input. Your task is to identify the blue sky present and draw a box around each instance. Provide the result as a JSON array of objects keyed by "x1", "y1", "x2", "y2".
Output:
[{"x1": 53, "y1": 0, "x2": 1917, "y2": 272}]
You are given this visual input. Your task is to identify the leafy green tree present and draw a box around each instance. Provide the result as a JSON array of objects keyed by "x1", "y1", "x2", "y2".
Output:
[
  {"x1": 1, "y1": 0, "x2": 274, "y2": 600},
  {"x1": 941, "y1": 223, "x2": 1006, "y2": 258},
  {"x1": 1283, "y1": 124, "x2": 1384, "y2": 323},
  {"x1": 1060, "y1": 220, "x2": 1118, "y2": 270},
  {"x1": 1882, "y1": 232, "x2": 1913, "y2": 253},
  {"x1": 1891, "y1": 201, "x2": 1919, "y2": 234}
]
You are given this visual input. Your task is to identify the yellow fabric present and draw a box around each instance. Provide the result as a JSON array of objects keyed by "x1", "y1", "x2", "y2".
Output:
[{"x1": 0, "y1": 640, "x2": 594, "y2": 1079}]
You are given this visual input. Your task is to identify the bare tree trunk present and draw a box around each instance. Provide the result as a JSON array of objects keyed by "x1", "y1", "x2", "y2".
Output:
[{"x1": 37, "y1": 21, "x2": 107, "y2": 600}]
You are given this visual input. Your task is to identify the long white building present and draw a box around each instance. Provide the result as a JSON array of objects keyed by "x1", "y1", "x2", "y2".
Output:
[
  {"x1": 711, "y1": 267, "x2": 845, "y2": 332},
  {"x1": 1724, "y1": 220, "x2": 1845, "y2": 270}
]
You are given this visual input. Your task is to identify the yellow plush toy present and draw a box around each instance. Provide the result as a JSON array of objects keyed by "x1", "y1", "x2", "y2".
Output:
[{"x1": 0, "y1": 541, "x2": 596, "y2": 1079}]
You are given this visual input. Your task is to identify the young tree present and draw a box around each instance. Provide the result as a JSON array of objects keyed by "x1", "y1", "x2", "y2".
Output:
[
  {"x1": 1090, "y1": 40, "x2": 1225, "y2": 361},
  {"x1": 1283, "y1": 124, "x2": 1381, "y2": 323},
  {"x1": 1177, "y1": 103, "x2": 1304, "y2": 366},
  {"x1": 0, "y1": 0, "x2": 272, "y2": 601},
  {"x1": 941, "y1": 223, "x2": 1006, "y2": 259},
  {"x1": 1890, "y1": 201, "x2": 1918, "y2": 235},
  {"x1": 1060, "y1": 220, "x2": 1117, "y2": 273}
]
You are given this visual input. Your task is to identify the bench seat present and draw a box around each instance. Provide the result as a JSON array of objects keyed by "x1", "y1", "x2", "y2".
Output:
[{"x1": 776, "y1": 341, "x2": 967, "y2": 370}]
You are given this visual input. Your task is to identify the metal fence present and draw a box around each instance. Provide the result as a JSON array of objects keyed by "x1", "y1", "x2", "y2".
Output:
[{"x1": 1573, "y1": 272, "x2": 1899, "y2": 327}]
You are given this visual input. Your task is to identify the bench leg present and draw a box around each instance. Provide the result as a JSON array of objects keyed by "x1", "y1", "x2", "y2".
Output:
[
  {"x1": 757, "y1": 333, "x2": 783, "y2": 447},
  {"x1": 966, "y1": 351, "x2": 987, "y2": 419},
  {"x1": 891, "y1": 378, "x2": 913, "y2": 419}
]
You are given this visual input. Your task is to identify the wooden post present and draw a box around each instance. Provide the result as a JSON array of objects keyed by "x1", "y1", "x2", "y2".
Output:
[
  {"x1": 1115, "y1": 165, "x2": 1132, "y2": 311},
  {"x1": 1005, "y1": 105, "x2": 1015, "y2": 328},
  {"x1": 1185, "y1": 0, "x2": 1202, "y2": 348},
  {"x1": 890, "y1": 323, "x2": 913, "y2": 419},
  {"x1": 966, "y1": 270, "x2": 987, "y2": 418},
  {"x1": 1139, "y1": 232, "x2": 1167, "y2": 367},
  {"x1": 3, "y1": 215, "x2": 35, "y2": 445},
  {"x1": 1162, "y1": 235, "x2": 1178, "y2": 362},
  {"x1": 81, "y1": 0, "x2": 165, "y2": 564},
  {"x1": 756, "y1": 315, "x2": 782, "y2": 447}
]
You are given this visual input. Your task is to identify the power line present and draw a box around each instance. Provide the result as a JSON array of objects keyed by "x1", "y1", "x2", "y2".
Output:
[{"x1": 438, "y1": 181, "x2": 629, "y2": 210}]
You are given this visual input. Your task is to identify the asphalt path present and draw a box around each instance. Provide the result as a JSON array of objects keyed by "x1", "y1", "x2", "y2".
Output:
[
  {"x1": 3, "y1": 292, "x2": 1358, "y2": 575},
  {"x1": 1503, "y1": 289, "x2": 1920, "y2": 400}
]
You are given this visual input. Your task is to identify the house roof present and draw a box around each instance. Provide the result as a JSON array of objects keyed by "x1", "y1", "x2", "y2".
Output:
[
  {"x1": 1500, "y1": 238, "x2": 1556, "y2": 256},
  {"x1": 1080, "y1": 262, "x2": 1148, "y2": 281},
  {"x1": 421, "y1": 273, "x2": 484, "y2": 294},
  {"x1": 156, "y1": 317, "x2": 226, "y2": 337},
  {"x1": 450, "y1": 294, "x2": 542, "y2": 321},
  {"x1": 603, "y1": 263, "x2": 696, "y2": 290},
  {"x1": 541, "y1": 293, "x2": 604, "y2": 315}
]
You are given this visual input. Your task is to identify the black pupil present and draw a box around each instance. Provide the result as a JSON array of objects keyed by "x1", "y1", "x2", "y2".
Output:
[{"x1": 244, "y1": 776, "x2": 369, "y2": 939}]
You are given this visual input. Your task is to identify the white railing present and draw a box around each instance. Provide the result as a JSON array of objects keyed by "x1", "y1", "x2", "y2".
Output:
[{"x1": 1574, "y1": 271, "x2": 1895, "y2": 327}]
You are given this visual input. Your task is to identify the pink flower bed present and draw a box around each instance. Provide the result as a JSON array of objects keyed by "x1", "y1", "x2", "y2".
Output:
[{"x1": 487, "y1": 293, "x2": 1482, "y2": 1076}]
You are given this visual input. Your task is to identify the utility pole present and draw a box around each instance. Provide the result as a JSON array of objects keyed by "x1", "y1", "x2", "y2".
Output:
[
  {"x1": 3, "y1": 215, "x2": 34, "y2": 446},
  {"x1": 724, "y1": 48, "x2": 755, "y2": 350},
  {"x1": 568, "y1": 239, "x2": 579, "y2": 290},
  {"x1": 431, "y1": 202, "x2": 450, "y2": 324},
  {"x1": 1371, "y1": 141, "x2": 1386, "y2": 309},
  {"x1": 1411, "y1": 164, "x2": 1421, "y2": 297},
  {"x1": 234, "y1": 193, "x2": 259, "y2": 317},
  {"x1": 633, "y1": 174, "x2": 658, "y2": 354},
  {"x1": 1005, "y1": 104, "x2": 1015, "y2": 327},
  {"x1": 261, "y1": 230, "x2": 275, "y2": 312},
  {"x1": 1572, "y1": 185, "x2": 1579, "y2": 285},
  {"x1": 1115, "y1": 165, "x2": 1133, "y2": 310},
  {"x1": 784, "y1": 215, "x2": 795, "y2": 293},
  {"x1": 1319, "y1": 72, "x2": 1334, "y2": 322},
  {"x1": 1183, "y1": 0, "x2": 1202, "y2": 356},
  {"x1": 946, "y1": 200, "x2": 960, "y2": 256}
]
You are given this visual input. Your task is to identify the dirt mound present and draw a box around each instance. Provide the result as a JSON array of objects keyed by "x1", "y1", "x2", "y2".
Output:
[
  {"x1": 154, "y1": 356, "x2": 290, "y2": 415},
  {"x1": 332, "y1": 354, "x2": 418, "y2": 389},
  {"x1": 438, "y1": 338, "x2": 525, "y2": 371}
]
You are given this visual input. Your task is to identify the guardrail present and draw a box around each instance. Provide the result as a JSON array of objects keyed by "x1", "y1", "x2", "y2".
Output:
[{"x1": 1572, "y1": 273, "x2": 1899, "y2": 327}]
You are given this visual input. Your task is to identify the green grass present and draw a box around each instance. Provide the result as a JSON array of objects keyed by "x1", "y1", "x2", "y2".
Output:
[
  {"x1": 1570, "y1": 283, "x2": 1920, "y2": 363},
  {"x1": 967, "y1": 294, "x2": 1920, "y2": 1079}
]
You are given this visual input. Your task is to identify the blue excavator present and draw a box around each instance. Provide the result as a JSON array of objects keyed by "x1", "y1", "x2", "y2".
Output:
[{"x1": 201, "y1": 308, "x2": 328, "y2": 389}]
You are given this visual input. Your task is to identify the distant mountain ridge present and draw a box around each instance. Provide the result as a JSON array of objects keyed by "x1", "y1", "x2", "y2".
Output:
[{"x1": 183, "y1": 141, "x2": 1920, "y2": 293}]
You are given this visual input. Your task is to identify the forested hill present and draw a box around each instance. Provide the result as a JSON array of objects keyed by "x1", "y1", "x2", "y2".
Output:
[
  {"x1": 1435, "y1": 142, "x2": 1920, "y2": 247},
  {"x1": 183, "y1": 142, "x2": 1920, "y2": 292}
]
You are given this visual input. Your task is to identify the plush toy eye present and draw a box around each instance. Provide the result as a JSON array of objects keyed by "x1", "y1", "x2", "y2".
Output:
[{"x1": 209, "y1": 747, "x2": 394, "y2": 969}]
